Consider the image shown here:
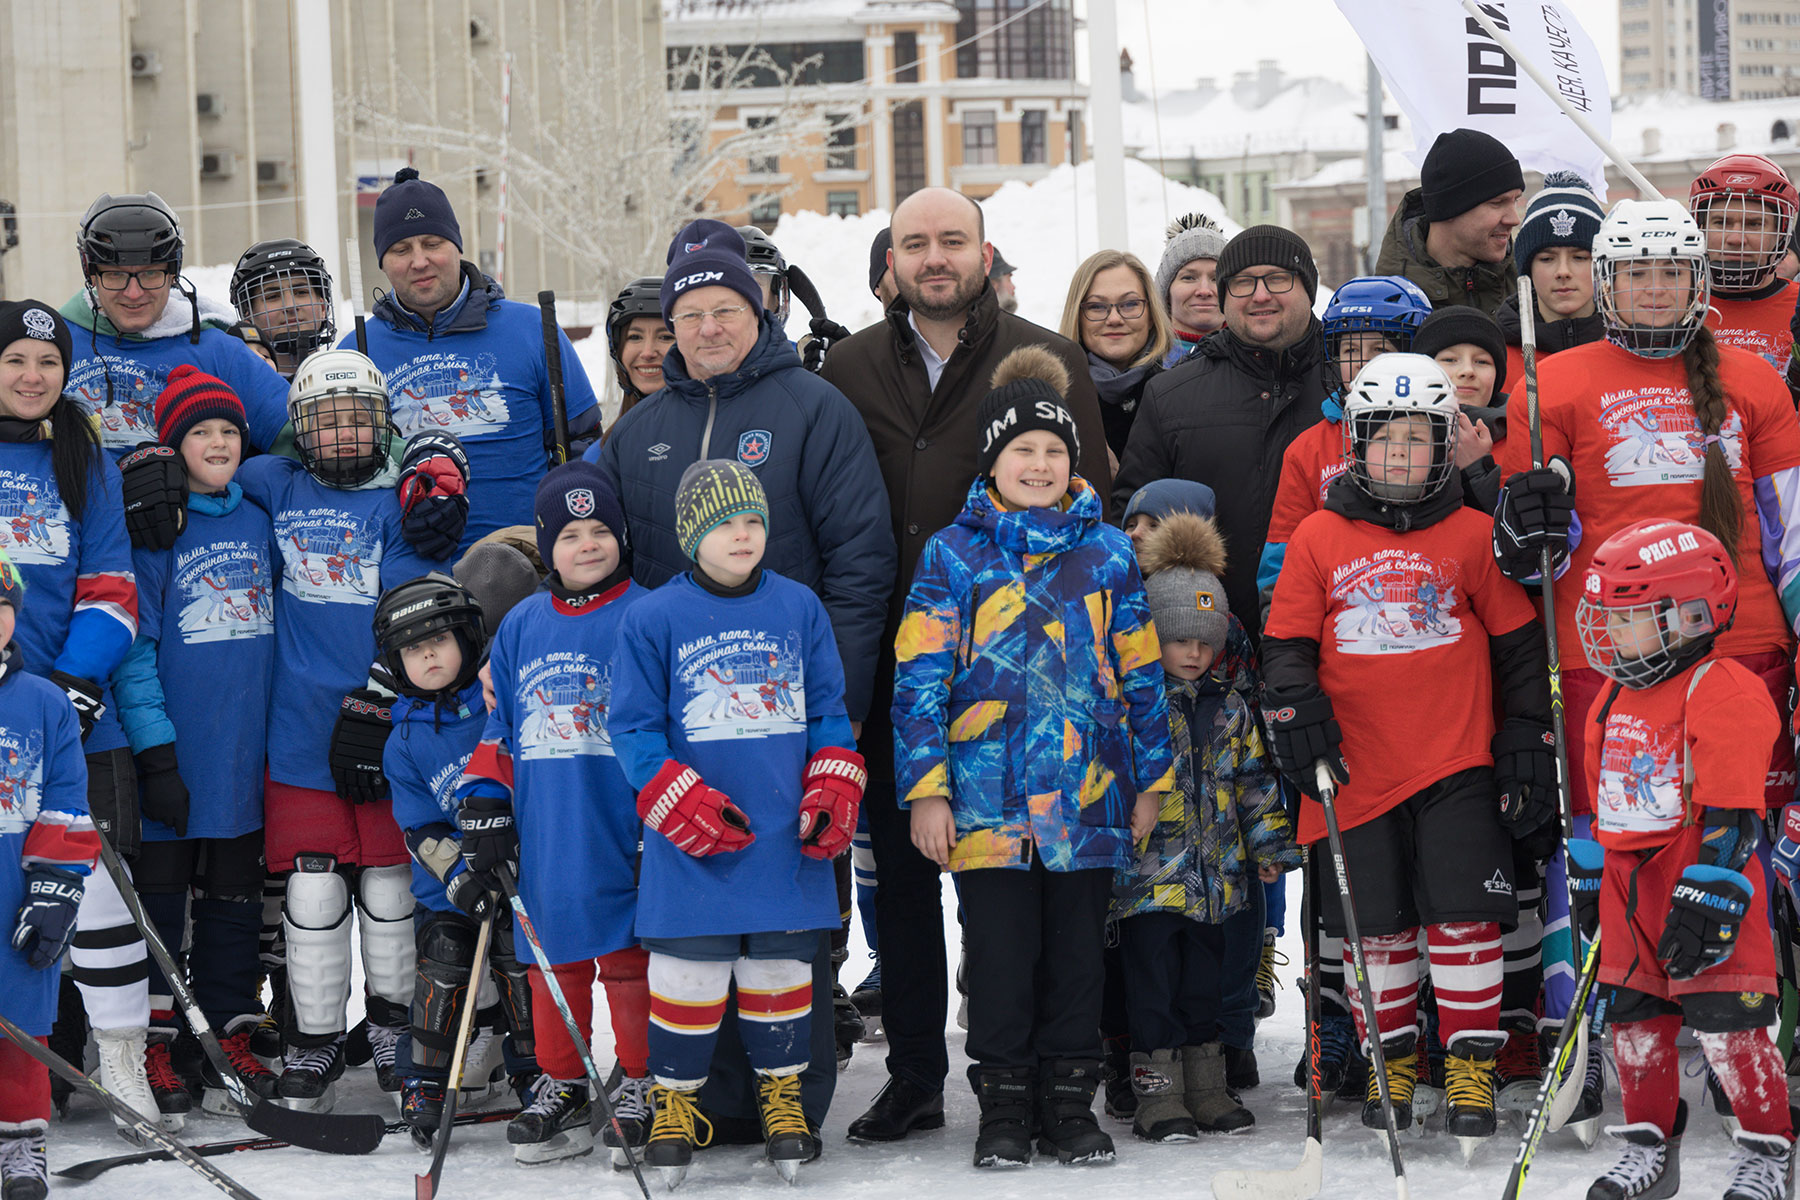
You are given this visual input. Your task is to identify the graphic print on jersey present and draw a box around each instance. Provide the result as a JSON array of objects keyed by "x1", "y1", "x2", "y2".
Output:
[
  {"x1": 1596, "y1": 713, "x2": 1681, "y2": 834},
  {"x1": 425, "y1": 754, "x2": 472, "y2": 819},
  {"x1": 516, "y1": 653, "x2": 614, "y2": 760},
  {"x1": 276, "y1": 508, "x2": 382, "y2": 605},
  {"x1": 67, "y1": 356, "x2": 161, "y2": 450},
  {"x1": 1599, "y1": 386, "x2": 1743, "y2": 487},
  {"x1": 674, "y1": 628, "x2": 807, "y2": 741},
  {"x1": 1328, "y1": 547, "x2": 1464, "y2": 655},
  {"x1": 0, "y1": 729, "x2": 46, "y2": 834},
  {"x1": 171, "y1": 540, "x2": 275, "y2": 643},
  {"x1": 1316, "y1": 459, "x2": 1346, "y2": 501},
  {"x1": 383, "y1": 351, "x2": 513, "y2": 440},
  {"x1": 0, "y1": 471, "x2": 70, "y2": 566}
]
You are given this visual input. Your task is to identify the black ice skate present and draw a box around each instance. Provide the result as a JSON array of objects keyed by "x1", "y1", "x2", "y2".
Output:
[
  {"x1": 644, "y1": 1083, "x2": 712, "y2": 1190},
  {"x1": 757, "y1": 1072, "x2": 818, "y2": 1182},
  {"x1": 277, "y1": 1032, "x2": 348, "y2": 1113},
  {"x1": 1443, "y1": 1032, "x2": 1505, "y2": 1163},
  {"x1": 601, "y1": 1073, "x2": 653, "y2": 1170},
  {"x1": 1588, "y1": 1100, "x2": 1685, "y2": 1200},
  {"x1": 0, "y1": 1120, "x2": 48, "y2": 1200},
  {"x1": 507, "y1": 1075, "x2": 593, "y2": 1165}
]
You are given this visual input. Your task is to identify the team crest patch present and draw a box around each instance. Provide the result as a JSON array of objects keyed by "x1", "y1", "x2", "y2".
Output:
[
  {"x1": 1549, "y1": 208, "x2": 1576, "y2": 239},
  {"x1": 737, "y1": 429, "x2": 771, "y2": 467},
  {"x1": 684, "y1": 240, "x2": 707, "y2": 253},
  {"x1": 1195, "y1": 592, "x2": 1214, "y2": 610},
  {"x1": 21, "y1": 309, "x2": 56, "y2": 340},
  {"x1": 566, "y1": 488, "x2": 595, "y2": 518}
]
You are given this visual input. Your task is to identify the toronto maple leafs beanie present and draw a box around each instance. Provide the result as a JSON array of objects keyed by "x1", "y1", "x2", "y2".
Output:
[
  {"x1": 1513, "y1": 170, "x2": 1606, "y2": 275},
  {"x1": 374, "y1": 167, "x2": 463, "y2": 261}
]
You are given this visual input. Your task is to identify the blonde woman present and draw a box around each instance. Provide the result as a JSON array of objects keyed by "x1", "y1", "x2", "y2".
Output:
[{"x1": 1059, "y1": 251, "x2": 1173, "y2": 458}]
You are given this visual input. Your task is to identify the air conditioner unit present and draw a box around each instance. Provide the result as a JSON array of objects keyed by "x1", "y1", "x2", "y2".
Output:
[
  {"x1": 196, "y1": 92, "x2": 224, "y2": 118},
  {"x1": 257, "y1": 159, "x2": 292, "y2": 187},
  {"x1": 200, "y1": 150, "x2": 237, "y2": 179},
  {"x1": 130, "y1": 50, "x2": 162, "y2": 78}
]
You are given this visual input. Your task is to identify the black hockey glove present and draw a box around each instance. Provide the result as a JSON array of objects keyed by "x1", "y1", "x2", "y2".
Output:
[
  {"x1": 456, "y1": 793, "x2": 519, "y2": 891},
  {"x1": 49, "y1": 671, "x2": 104, "y2": 743},
  {"x1": 1566, "y1": 837, "x2": 1603, "y2": 941},
  {"x1": 11, "y1": 866, "x2": 84, "y2": 969},
  {"x1": 1493, "y1": 719, "x2": 1559, "y2": 852},
  {"x1": 1656, "y1": 864, "x2": 1752, "y2": 981},
  {"x1": 1260, "y1": 695, "x2": 1348, "y2": 799},
  {"x1": 134, "y1": 743, "x2": 190, "y2": 838},
  {"x1": 444, "y1": 869, "x2": 496, "y2": 921},
  {"x1": 119, "y1": 442, "x2": 189, "y2": 551},
  {"x1": 328, "y1": 688, "x2": 392, "y2": 804},
  {"x1": 396, "y1": 431, "x2": 470, "y2": 561},
  {"x1": 1493, "y1": 458, "x2": 1574, "y2": 582},
  {"x1": 803, "y1": 317, "x2": 854, "y2": 373}
]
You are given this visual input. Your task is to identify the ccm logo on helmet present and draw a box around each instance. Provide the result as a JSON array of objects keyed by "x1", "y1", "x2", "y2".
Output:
[
  {"x1": 673, "y1": 270, "x2": 725, "y2": 293},
  {"x1": 324, "y1": 370, "x2": 358, "y2": 381},
  {"x1": 1637, "y1": 531, "x2": 1700, "y2": 565}
]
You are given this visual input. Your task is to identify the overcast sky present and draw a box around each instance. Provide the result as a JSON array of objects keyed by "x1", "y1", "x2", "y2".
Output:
[{"x1": 1112, "y1": 0, "x2": 1622, "y2": 99}]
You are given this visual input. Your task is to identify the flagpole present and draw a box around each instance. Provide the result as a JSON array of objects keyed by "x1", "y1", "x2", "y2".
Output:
[{"x1": 1458, "y1": 0, "x2": 1662, "y2": 200}]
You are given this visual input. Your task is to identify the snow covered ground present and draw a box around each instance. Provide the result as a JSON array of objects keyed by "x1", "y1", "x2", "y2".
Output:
[{"x1": 36, "y1": 873, "x2": 1766, "y2": 1200}]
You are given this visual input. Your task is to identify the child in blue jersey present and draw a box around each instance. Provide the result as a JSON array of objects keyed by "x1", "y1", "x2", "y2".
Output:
[
  {"x1": 0, "y1": 550, "x2": 102, "y2": 1200},
  {"x1": 110, "y1": 367, "x2": 279, "y2": 1120},
  {"x1": 235, "y1": 348, "x2": 451, "y2": 1109},
  {"x1": 607, "y1": 459, "x2": 865, "y2": 1186},
  {"x1": 455, "y1": 462, "x2": 650, "y2": 1166},
  {"x1": 376, "y1": 573, "x2": 539, "y2": 1149}
]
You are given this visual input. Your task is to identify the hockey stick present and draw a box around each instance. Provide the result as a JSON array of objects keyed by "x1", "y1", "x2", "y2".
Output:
[
  {"x1": 417, "y1": 910, "x2": 494, "y2": 1200},
  {"x1": 537, "y1": 291, "x2": 570, "y2": 465},
  {"x1": 90, "y1": 833, "x2": 387, "y2": 1155},
  {"x1": 497, "y1": 865, "x2": 651, "y2": 1200},
  {"x1": 1500, "y1": 931, "x2": 1604, "y2": 1200},
  {"x1": 0, "y1": 1011, "x2": 265, "y2": 1200},
  {"x1": 1212, "y1": 849, "x2": 1322, "y2": 1200},
  {"x1": 1315, "y1": 761, "x2": 1410, "y2": 1200},
  {"x1": 56, "y1": 1109, "x2": 522, "y2": 1183}
]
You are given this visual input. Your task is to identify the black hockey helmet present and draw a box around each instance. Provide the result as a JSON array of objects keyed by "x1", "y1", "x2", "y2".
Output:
[
  {"x1": 373, "y1": 572, "x2": 487, "y2": 700},
  {"x1": 606, "y1": 276, "x2": 666, "y2": 361},
  {"x1": 736, "y1": 225, "x2": 790, "y2": 325},
  {"x1": 78, "y1": 192, "x2": 183, "y2": 277},
  {"x1": 229, "y1": 239, "x2": 338, "y2": 363}
]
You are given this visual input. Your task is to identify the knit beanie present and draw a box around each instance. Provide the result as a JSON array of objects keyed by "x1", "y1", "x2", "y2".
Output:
[
  {"x1": 869, "y1": 227, "x2": 893, "y2": 295},
  {"x1": 374, "y1": 167, "x2": 463, "y2": 261},
  {"x1": 1513, "y1": 170, "x2": 1607, "y2": 274},
  {"x1": 0, "y1": 300, "x2": 72, "y2": 377},
  {"x1": 988, "y1": 246, "x2": 1016, "y2": 279},
  {"x1": 1422, "y1": 128, "x2": 1525, "y2": 223},
  {"x1": 1139, "y1": 512, "x2": 1230, "y2": 654},
  {"x1": 454, "y1": 541, "x2": 542, "y2": 637},
  {"x1": 675, "y1": 459, "x2": 770, "y2": 560},
  {"x1": 975, "y1": 345, "x2": 1080, "y2": 477},
  {"x1": 1216, "y1": 225, "x2": 1319, "y2": 302},
  {"x1": 155, "y1": 364, "x2": 248, "y2": 447},
  {"x1": 1412, "y1": 305, "x2": 1509, "y2": 396},
  {"x1": 661, "y1": 220, "x2": 765, "y2": 325},
  {"x1": 1155, "y1": 214, "x2": 1230, "y2": 311},
  {"x1": 1123, "y1": 478, "x2": 1218, "y2": 526},
  {"x1": 533, "y1": 460, "x2": 626, "y2": 567},
  {"x1": 0, "y1": 548, "x2": 25, "y2": 613}
]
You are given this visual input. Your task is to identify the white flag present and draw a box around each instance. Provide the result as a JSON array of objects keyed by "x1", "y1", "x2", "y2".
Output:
[{"x1": 1335, "y1": 0, "x2": 1612, "y2": 194}]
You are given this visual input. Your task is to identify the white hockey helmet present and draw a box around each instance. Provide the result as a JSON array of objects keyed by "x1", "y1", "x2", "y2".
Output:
[
  {"x1": 1592, "y1": 198, "x2": 1710, "y2": 360},
  {"x1": 1340, "y1": 352, "x2": 1460, "y2": 504},
  {"x1": 287, "y1": 347, "x2": 394, "y2": 488}
]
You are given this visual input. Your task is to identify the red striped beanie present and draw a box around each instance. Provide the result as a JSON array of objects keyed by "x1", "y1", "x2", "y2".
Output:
[{"x1": 156, "y1": 364, "x2": 247, "y2": 447}]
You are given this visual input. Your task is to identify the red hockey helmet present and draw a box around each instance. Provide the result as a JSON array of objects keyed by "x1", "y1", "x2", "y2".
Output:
[
  {"x1": 1689, "y1": 153, "x2": 1798, "y2": 291},
  {"x1": 1575, "y1": 518, "x2": 1736, "y2": 687}
]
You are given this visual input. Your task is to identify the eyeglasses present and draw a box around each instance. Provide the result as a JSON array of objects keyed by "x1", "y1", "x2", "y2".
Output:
[
  {"x1": 669, "y1": 304, "x2": 751, "y2": 330},
  {"x1": 94, "y1": 267, "x2": 171, "y2": 292},
  {"x1": 1080, "y1": 298, "x2": 1146, "y2": 321},
  {"x1": 1224, "y1": 270, "x2": 1297, "y2": 298}
]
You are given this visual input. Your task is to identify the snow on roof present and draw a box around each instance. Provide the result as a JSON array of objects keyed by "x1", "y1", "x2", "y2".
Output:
[
  {"x1": 1122, "y1": 77, "x2": 1402, "y2": 160},
  {"x1": 1610, "y1": 91, "x2": 1800, "y2": 162},
  {"x1": 662, "y1": 0, "x2": 955, "y2": 25},
  {"x1": 1281, "y1": 147, "x2": 1419, "y2": 190}
]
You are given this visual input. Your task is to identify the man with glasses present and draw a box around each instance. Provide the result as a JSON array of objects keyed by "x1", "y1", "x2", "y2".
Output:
[
  {"x1": 1114, "y1": 224, "x2": 1332, "y2": 639},
  {"x1": 1376, "y1": 127, "x2": 1524, "y2": 315}
]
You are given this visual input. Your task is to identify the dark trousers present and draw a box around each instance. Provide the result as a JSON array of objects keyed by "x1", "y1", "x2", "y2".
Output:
[
  {"x1": 960, "y1": 855, "x2": 1110, "y2": 1083},
  {"x1": 136, "y1": 829, "x2": 267, "y2": 1029},
  {"x1": 1118, "y1": 900, "x2": 1263, "y2": 1053},
  {"x1": 862, "y1": 773, "x2": 950, "y2": 1089}
]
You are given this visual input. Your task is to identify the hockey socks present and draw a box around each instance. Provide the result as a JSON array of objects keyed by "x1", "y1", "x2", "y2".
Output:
[
  {"x1": 1345, "y1": 922, "x2": 1503, "y2": 1047},
  {"x1": 733, "y1": 958, "x2": 812, "y2": 1076},
  {"x1": 1696, "y1": 1029, "x2": 1793, "y2": 1140},
  {"x1": 66, "y1": 864, "x2": 150, "y2": 1031},
  {"x1": 647, "y1": 954, "x2": 812, "y2": 1086},
  {"x1": 528, "y1": 947, "x2": 650, "y2": 1081}
]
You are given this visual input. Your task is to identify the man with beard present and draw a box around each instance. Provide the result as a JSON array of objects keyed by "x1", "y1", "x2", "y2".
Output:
[
  {"x1": 818, "y1": 187, "x2": 1111, "y2": 1144},
  {"x1": 1376, "y1": 128, "x2": 1524, "y2": 314}
]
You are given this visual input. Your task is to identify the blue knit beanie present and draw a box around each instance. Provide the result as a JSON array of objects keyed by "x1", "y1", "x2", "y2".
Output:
[
  {"x1": 661, "y1": 220, "x2": 764, "y2": 324},
  {"x1": 1513, "y1": 171, "x2": 1606, "y2": 275},
  {"x1": 1123, "y1": 478, "x2": 1218, "y2": 526},
  {"x1": 374, "y1": 167, "x2": 463, "y2": 261},
  {"x1": 534, "y1": 461, "x2": 626, "y2": 568}
]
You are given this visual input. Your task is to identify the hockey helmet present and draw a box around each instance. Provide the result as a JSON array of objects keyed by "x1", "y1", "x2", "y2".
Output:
[
  {"x1": 230, "y1": 239, "x2": 337, "y2": 367},
  {"x1": 77, "y1": 192, "x2": 183, "y2": 277},
  {"x1": 1689, "y1": 153, "x2": 1797, "y2": 292},
  {"x1": 1576, "y1": 518, "x2": 1737, "y2": 688},
  {"x1": 373, "y1": 572, "x2": 487, "y2": 699},
  {"x1": 1340, "y1": 352, "x2": 1460, "y2": 505},
  {"x1": 736, "y1": 225, "x2": 790, "y2": 326},
  {"x1": 1593, "y1": 199, "x2": 1710, "y2": 360},
  {"x1": 1322, "y1": 276, "x2": 1433, "y2": 387},
  {"x1": 287, "y1": 348, "x2": 394, "y2": 489}
]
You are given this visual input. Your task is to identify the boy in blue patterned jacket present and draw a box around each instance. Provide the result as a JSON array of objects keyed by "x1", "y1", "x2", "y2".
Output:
[
  {"x1": 892, "y1": 347, "x2": 1173, "y2": 1170},
  {"x1": 1112, "y1": 511, "x2": 1298, "y2": 1143}
]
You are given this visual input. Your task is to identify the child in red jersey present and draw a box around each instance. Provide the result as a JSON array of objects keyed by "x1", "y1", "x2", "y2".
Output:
[{"x1": 1567, "y1": 519, "x2": 1792, "y2": 1198}]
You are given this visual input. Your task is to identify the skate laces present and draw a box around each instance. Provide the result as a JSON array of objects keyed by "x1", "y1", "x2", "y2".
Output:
[
  {"x1": 1496, "y1": 1028, "x2": 1542, "y2": 1082},
  {"x1": 1255, "y1": 942, "x2": 1288, "y2": 995},
  {"x1": 1443, "y1": 1052, "x2": 1496, "y2": 1108},
  {"x1": 366, "y1": 1022, "x2": 403, "y2": 1071},
  {"x1": 0, "y1": 1124, "x2": 47, "y2": 1183},
  {"x1": 1726, "y1": 1138, "x2": 1791, "y2": 1200},
  {"x1": 1598, "y1": 1138, "x2": 1666, "y2": 1191},
  {"x1": 1317, "y1": 1015, "x2": 1357, "y2": 1067},
  {"x1": 457, "y1": 1027, "x2": 499, "y2": 1089},
  {"x1": 757, "y1": 1073, "x2": 809, "y2": 1139},
  {"x1": 143, "y1": 1041, "x2": 185, "y2": 1092},
  {"x1": 609, "y1": 1075, "x2": 654, "y2": 1123},
  {"x1": 284, "y1": 1037, "x2": 343, "y2": 1077},
  {"x1": 650, "y1": 1084, "x2": 714, "y2": 1148},
  {"x1": 855, "y1": 956, "x2": 881, "y2": 995},
  {"x1": 521, "y1": 1076, "x2": 584, "y2": 1117},
  {"x1": 1681, "y1": 1049, "x2": 1732, "y2": 1112},
  {"x1": 1366, "y1": 1049, "x2": 1419, "y2": 1107},
  {"x1": 219, "y1": 1031, "x2": 274, "y2": 1080}
]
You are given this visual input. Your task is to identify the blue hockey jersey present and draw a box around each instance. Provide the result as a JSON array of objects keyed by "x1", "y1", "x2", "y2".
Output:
[
  {"x1": 609, "y1": 570, "x2": 853, "y2": 940},
  {"x1": 387, "y1": 681, "x2": 485, "y2": 913}
]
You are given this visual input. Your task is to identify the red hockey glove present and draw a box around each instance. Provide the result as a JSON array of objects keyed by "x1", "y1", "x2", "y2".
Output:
[
  {"x1": 799, "y1": 747, "x2": 866, "y2": 860},
  {"x1": 637, "y1": 759, "x2": 755, "y2": 857}
]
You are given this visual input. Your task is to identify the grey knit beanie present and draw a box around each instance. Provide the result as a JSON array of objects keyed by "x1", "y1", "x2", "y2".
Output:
[
  {"x1": 1139, "y1": 512, "x2": 1230, "y2": 653},
  {"x1": 1155, "y1": 213, "x2": 1229, "y2": 312}
]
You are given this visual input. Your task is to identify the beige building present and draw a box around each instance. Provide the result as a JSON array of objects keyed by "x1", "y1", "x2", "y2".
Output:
[
  {"x1": 0, "y1": 1, "x2": 663, "y2": 308},
  {"x1": 1620, "y1": 0, "x2": 1800, "y2": 99},
  {"x1": 663, "y1": 0, "x2": 1086, "y2": 225}
]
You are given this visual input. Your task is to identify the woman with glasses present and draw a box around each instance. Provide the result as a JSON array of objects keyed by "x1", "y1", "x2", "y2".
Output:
[{"x1": 1058, "y1": 252, "x2": 1173, "y2": 459}]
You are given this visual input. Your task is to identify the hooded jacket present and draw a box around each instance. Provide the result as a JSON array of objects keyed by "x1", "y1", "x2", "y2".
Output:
[{"x1": 1375, "y1": 188, "x2": 1518, "y2": 316}]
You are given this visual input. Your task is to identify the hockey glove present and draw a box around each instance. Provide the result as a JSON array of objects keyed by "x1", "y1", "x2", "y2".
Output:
[
  {"x1": 1656, "y1": 863, "x2": 1752, "y2": 981},
  {"x1": 1261, "y1": 695, "x2": 1348, "y2": 798},
  {"x1": 119, "y1": 442, "x2": 188, "y2": 551},
  {"x1": 1493, "y1": 719, "x2": 1559, "y2": 844},
  {"x1": 396, "y1": 431, "x2": 470, "y2": 561},
  {"x1": 1565, "y1": 837, "x2": 1604, "y2": 941},
  {"x1": 636, "y1": 759, "x2": 755, "y2": 857},
  {"x1": 1493, "y1": 458, "x2": 1575, "y2": 582},
  {"x1": 49, "y1": 671, "x2": 104, "y2": 743},
  {"x1": 1769, "y1": 803, "x2": 1800, "y2": 897},
  {"x1": 456, "y1": 794, "x2": 519, "y2": 890},
  {"x1": 12, "y1": 866, "x2": 84, "y2": 970},
  {"x1": 444, "y1": 869, "x2": 496, "y2": 921},
  {"x1": 799, "y1": 747, "x2": 866, "y2": 860},
  {"x1": 134, "y1": 743, "x2": 190, "y2": 838},
  {"x1": 802, "y1": 317, "x2": 854, "y2": 374},
  {"x1": 328, "y1": 688, "x2": 392, "y2": 804}
]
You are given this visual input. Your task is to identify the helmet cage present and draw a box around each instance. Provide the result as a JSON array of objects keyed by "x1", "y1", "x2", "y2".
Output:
[
  {"x1": 1344, "y1": 405, "x2": 1459, "y2": 504},
  {"x1": 1689, "y1": 155, "x2": 1798, "y2": 292},
  {"x1": 231, "y1": 249, "x2": 336, "y2": 362},
  {"x1": 1575, "y1": 594, "x2": 1721, "y2": 687},
  {"x1": 288, "y1": 350, "x2": 394, "y2": 489},
  {"x1": 1596, "y1": 255, "x2": 1710, "y2": 360},
  {"x1": 1322, "y1": 277, "x2": 1432, "y2": 387}
]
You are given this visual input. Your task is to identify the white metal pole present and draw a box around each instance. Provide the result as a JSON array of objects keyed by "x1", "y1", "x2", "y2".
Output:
[
  {"x1": 290, "y1": 0, "x2": 344, "y2": 282},
  {"x1": 1086, "y1": 0, "x2": 1128, "y2": 249},
  {"x1": 1365, "y1": 55, "x2": 1386, "y2": 274},
  {"x1": 496, "y1": 51, "x2": 513, "y2": 288}
]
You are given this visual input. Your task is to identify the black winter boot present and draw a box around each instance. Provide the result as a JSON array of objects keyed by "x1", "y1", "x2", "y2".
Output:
[
  {"x1": 1036, "y1": 1059, "x2": 1115, "y2": 1165},
  {"x1": 972, "y1": 1067, "x2": 1034, "y2": 1168}
]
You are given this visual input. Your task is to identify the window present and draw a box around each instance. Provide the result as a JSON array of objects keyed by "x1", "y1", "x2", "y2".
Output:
[
  {"x1": 962, "y1": 109, "x2": 997, "y2": 165},
  {"x1": 1259, "y1": 174, "x2": 1271, "y2": 213},
  {"x1": 955, "y1": 0, "x2": 1074, "y2": 80},
  {"x1": 749, "y1": 195, "x2": 782, "y2": 226},
  {"x1": 668, "y1": 40, "x2": 864, "y2": 90},
  {"x1": 1067, "y1": 108, "x2": 1083, "y2": 165},
  {"x1": 1623, "y1": 45, "x2": 1650, "y2": 58},
  {"x1": 892, "y1": 101, "x2": 926, "y2": 201},
  {"x1": 827, "y1": 191, "x2": 860, "y2": 216},
  {"x1": 745, "y1": 116, "x2": 778, "y2": 174},
  {"x1": 1020, "y1": 110, "x2": 1047, "y2": 164},
  {"x1": 826, "y1": 116, "x2": 856, "y2": 170},
  {"x1": 894, "y1": 31, "x2": 919, "y2": 83}
]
